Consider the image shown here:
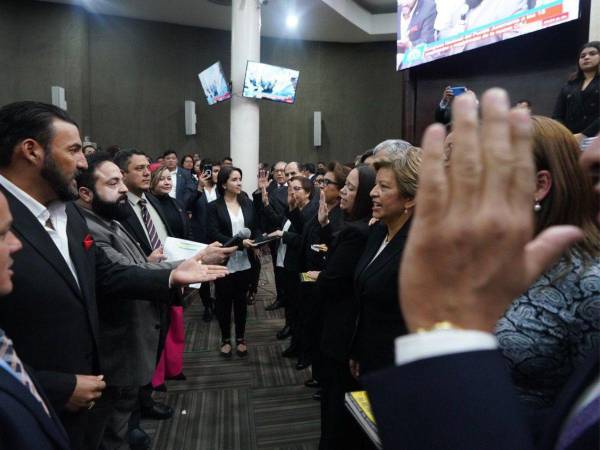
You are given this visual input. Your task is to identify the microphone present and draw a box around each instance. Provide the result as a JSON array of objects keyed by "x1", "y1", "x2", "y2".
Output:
[{"x1": 223, "y1": 227, "x2": 251, "y2": 248}]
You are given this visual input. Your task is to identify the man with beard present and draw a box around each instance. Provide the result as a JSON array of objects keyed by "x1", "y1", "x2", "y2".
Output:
[
  {"x1": 0, "y1": 101, "x2": 230, "y2": 449},
  {"x1": 75, "y1": 152, "x2": 185, "y2": 449}
]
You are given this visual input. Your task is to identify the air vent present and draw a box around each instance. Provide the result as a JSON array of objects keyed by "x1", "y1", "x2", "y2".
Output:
[{"x1": 207, "y1": 0, "x2": 232, "y2": 6}]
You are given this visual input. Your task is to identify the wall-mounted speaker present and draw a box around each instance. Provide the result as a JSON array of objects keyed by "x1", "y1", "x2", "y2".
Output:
[
  {"x1": 51, "y1": 86, "x2": 67, "y2": 110},
  {"x1": 185, "y1": 101, "x2": 197, "y2": 135},
  {"x1": 313, "y1": 111, "x2": 321, "y2": 147}
]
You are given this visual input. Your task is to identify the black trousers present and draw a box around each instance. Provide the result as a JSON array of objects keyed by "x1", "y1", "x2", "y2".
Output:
[
  {"x1": 215, "y1": 269, "x2": 251, "y2": 342},
  {"x1": 59, "y1": 408, "x2": 98, "y2": 450},
  {"x1": 298, "y1": 282, "x2": 323, "y2": 370},
  {"x1": 199, "y1": 282, "x2": 213, "y2": 309},
  {"x1": 87, "y1": 385, "x2": 139, "y2": 450},
  {"x1": 319, "y1": 354, "x2": 365, "y2": 450},
  {"x1": 278, "y1": 267, "x2": 300, "y2": 342}
]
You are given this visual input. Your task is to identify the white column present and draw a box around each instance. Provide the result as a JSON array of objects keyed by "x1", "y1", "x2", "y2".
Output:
[
  {"x1": 231, "y1": 0, "x2": 261, "y2": 193},
  {"x1": 590, "y1": 0, "x2": 600, "y2": 40}
]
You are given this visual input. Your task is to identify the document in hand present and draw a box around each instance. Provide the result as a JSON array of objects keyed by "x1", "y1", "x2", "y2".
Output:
[
  {"x1": 345, "y1": 391, "x2": 382, "y2": 449},
  {"x1": 163, "y1": 237, "x2": 208, "y2": 288}
]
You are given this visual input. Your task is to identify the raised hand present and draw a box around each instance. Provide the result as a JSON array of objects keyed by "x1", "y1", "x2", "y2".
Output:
[
  {"x1": 317, "y1": 190, "x2": 329, "y2": 226},
  {"x1": 400, "y1": 88, "x2": 583, "y2": 333}
]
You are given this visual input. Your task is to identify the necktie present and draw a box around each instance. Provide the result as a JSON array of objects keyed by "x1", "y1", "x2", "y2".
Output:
[
  {"x1": 0, "y1": 330, "x2": 50, "y2": 416},
  {"x1": 138, "y1": 198, "x2": 162, "y2": 251},
  {"x1": 555, "y1": 395, "x2": 600, "y2": 450}
]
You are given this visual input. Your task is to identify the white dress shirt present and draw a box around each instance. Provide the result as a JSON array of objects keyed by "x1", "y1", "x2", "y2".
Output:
[
  {"x1": 276, "y1": 220, "x2": 292, "y2": 268},
  {"x1": 226, "y1": 207, "x2": 251, "y2": 273},
  {"x1": 204, "y1": 185, "x2": 217, "y2": 203},
  {"x1": 126, "y1": 191, "x2": 169, "y2": 245},
  {"x1": 0, "y1": 175, "x2": 80, "y2": 287},
  {"x1": 169, "y1": 168, "x2": 178, "y2": 199}
]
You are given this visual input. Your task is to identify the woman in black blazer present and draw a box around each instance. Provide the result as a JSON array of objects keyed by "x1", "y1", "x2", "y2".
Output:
[
  {"x1": 352, "y1": 148, "x2": 421, "y2": 377},
  {"x1": 207, "y1": 166, "x2": 257, "y2": 358},
  {"x1": 149, "y1": 166, "x2": 192, "y2": 240},
  {"x1": 553, "y1": 41, "x2": 600, "y2": 141},
  {"x1": 315, "y1": 163, "x2": 376, "y2": 450}
]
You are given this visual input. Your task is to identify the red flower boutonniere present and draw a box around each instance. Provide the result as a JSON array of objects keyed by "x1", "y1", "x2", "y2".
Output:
[{"x1": 83, "y1": 234, "x2": 94, "y2": 251}]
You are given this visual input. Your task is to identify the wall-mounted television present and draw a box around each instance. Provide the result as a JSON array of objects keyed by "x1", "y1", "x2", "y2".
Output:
[
  {"x1": 198, "y1": 61, "x2": 231, "y2": 105},
  {"x1": 242, "y1": 61, "x2": 300, "y2": 104},
  {"x1": 396, "y1": 0, "x2": 581, "y2": 70}
]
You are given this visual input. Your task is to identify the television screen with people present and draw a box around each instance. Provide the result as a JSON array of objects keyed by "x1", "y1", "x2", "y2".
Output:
[
  {"x1": 396, "y1": 0, "x2": 581, "y2": 70},
  {"x1": 198, "y1": 61, "x2": 231, "y2": 105},
  {"x1": 242, "y1": 61, "x2": 300, "y2": 104}
]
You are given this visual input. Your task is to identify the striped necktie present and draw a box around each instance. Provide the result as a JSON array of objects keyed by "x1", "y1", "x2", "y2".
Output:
[
  {"x1": 0, "y1": 330, "x2": 50, "y2": 415},
  {"x1": 138, "y1": 198, "x2": 162, "y2": 251}
]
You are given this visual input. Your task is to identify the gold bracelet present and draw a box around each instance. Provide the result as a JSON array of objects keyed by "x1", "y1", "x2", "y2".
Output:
[{"x1": 416, "y1": 321, "x2": 461, "y2": 334}]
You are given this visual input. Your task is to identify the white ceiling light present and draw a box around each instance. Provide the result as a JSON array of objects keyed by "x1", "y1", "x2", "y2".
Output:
[{"x1": 285, "y1": 13, "x2": 298, "y2": 29}]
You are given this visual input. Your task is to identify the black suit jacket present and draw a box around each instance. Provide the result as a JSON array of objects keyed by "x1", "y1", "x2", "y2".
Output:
[
  {"x1": 121, "y1": 192, "x2": 174, "y2": 257},
  {"x1": 207, "y1": 196, "x2": 257, "y2": 252},
  {"x1": 174, "y1": 168, "x2": 197, "y2": 211},
  {"x1": 352, "y1": 221, "x2": 411, "y2": 374},
  {"x1": 363, "y1": 350, "x2": 599, "y2": 450},
  {"x1": 406, "y1": 0, "x2": 436, "y2": 45},
  {"x1": 190, "y1": 188, "x2": 220, "y2": 244},
  {"x1": 318, "y1": 220, "x2": 370, "y2": 362},
  {"x1": 0, "y1": 366, "x2": 70, "y2": 450},
  {"x1": 0, "y1": 187, "x2": 172, "y2": 411}
]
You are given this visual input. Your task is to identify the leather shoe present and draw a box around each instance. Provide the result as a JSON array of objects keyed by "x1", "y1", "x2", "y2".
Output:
[
  {"x1": 282, "y1": 345, "x2": 299, "y2": 358},
  {"x1": 128, "y1": 427, "x2": 151, "y2": 450},
  {"x1": 304, "y1": 378, "x2": 320, "y2": 388},
  {"x1": 166, "y1": 372, "x2": 186, "y2": 381},
  {"x1": 276, "y1": 325, "x2": 291, "y2": 340},
  {"x1": 312, "y1": 390, "x2": 322, "y2": 401},
  {"x1": 265, "y1": 300, "x2": 283, "y2": 311},
  {"x1": 140, "y1": 402, "x2": 174, "y2": 420},
  {"x1": 296, "y1": 360, "x2": 310, "y2": 371}
]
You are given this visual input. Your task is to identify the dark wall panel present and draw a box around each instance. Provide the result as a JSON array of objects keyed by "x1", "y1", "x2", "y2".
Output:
[{"x1": 0, "y1": 0, "x2": 89, "y2": 128}]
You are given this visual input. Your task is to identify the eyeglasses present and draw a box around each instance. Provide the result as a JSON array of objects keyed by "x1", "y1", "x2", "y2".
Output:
[{"x1": 323, "y1": 179, "x2": 340, "y2": 187}]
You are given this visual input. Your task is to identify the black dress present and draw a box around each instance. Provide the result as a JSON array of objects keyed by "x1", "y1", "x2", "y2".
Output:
[{"x1": 553, "y1": 74, "x2": 599, "y2": 137}]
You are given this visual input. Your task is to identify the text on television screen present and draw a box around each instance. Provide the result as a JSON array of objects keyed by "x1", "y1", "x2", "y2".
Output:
[{"x1": 396, "y1": 0, "x2": 580, "y2": 70}]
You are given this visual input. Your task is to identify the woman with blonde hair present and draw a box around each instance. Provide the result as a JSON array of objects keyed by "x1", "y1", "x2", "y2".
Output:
[
  {"x1": 496, "y1": 116, "x2": 600, "y2": 409},
  {"x1": 351, "y1": 146, "x2": 422, "y2": 377}
]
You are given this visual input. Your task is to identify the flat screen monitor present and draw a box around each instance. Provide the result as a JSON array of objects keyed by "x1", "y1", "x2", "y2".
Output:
[
  {"x1": 396, "y1": 0, "x2": 581, "y2": 70},
  {"x1": 242, "y1": 61, "x2": 300, "y2": 104},
  {"x1": 198, "y1": 61, "x2": 231, "y2": 105}
]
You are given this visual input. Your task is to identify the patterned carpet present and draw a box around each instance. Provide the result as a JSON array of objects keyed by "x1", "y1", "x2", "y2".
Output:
[{"x1": 142, "y1": 257, "x2": 321, "y2": 450}]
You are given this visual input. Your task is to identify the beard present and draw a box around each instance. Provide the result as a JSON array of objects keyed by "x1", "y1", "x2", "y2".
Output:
[
  {"x1": 92, "y1": 194, "x2": 131, "y2": 222},
  {"x1": 41, "y1": 153, "x2": 80, "y2": 202}
]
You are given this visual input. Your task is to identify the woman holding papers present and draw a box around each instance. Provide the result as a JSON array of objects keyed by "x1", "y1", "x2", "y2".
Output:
[
  {"x1": 149, "y1": 167, "x2": 191, "y2": 387},
  {"x1": 208, "y1": 166, "x2": 257, "y2": 358}
]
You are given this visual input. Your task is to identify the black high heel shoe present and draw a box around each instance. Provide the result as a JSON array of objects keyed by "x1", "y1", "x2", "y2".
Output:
[
  {"x1": 220, "y1": 340, "x2": 232, "y2": 358},
  {"x1": 236, "y1": 339, "x2": 248, "y2": 357}
]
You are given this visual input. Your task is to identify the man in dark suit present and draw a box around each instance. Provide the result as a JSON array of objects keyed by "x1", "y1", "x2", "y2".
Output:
[
  {"x1": 162, "y1": 149, "x2": 196, "y2": 211},
  {"x1": 0, "y1": 101, "x2": 229, "y2": 449},
  {"x1": 254, "y1": 161, "x2": 289, "y2": 312},
  {"x1": 397, "y1": 0, "x2": 436, "y2": 51},
  {"x1": 362, "y1": 90, "x2": 596, "y2": 450},
  {"x1": 0, "y1": 190, "x2": 71, "y2": 450}
]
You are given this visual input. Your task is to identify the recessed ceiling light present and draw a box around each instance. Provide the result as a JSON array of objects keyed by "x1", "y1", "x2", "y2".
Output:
[{"x1": 286, "y1": 14, "x2": 298, "y2": 29}]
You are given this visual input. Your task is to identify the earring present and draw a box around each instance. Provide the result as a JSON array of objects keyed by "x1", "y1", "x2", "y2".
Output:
[
  {"x1": 533, "y1": 199, "x2": 542, "y2": 212},
  {"x1": 404, "y1": 207, "x2": 409, "y2": 215}
]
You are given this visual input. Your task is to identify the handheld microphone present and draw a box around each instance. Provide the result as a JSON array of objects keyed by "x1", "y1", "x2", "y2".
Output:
[{"x1": 223, "y1": 227, "x2": 251, "y2": 248}]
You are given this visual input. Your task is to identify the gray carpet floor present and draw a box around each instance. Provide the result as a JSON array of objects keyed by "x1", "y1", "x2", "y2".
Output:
[{"x1": 142, "y1": 257, "x2": 320, "y2": 450}]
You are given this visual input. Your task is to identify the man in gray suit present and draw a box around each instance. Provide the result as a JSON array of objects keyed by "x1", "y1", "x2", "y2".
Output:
[{"x1": 75, "y1": 153, "x2": 234, "y2": 449}]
